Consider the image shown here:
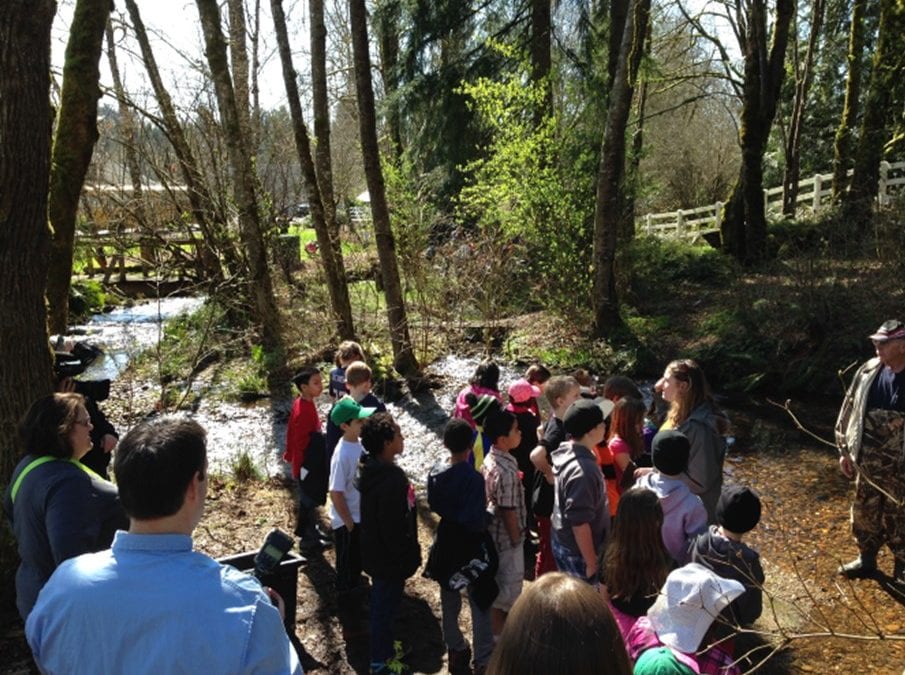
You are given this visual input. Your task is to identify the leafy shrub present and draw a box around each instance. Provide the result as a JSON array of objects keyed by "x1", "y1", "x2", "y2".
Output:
[{"x1": 623, "y1": 237, "x2": 734, "y2": 299}]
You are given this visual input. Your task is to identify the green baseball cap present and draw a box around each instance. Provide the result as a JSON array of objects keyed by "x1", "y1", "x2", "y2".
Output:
[{"x1": 330, "y1": 397, "x2": 377, "y2": 426}]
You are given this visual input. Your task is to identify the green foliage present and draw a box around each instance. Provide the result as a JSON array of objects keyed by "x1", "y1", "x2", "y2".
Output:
[
  {"x1": 68, "y1": 279, "x2": 106, "y2": 320},
  {"x1": 456, "y1": 43, "x2": 592, "y2": 317},
  {"x1": 229, "y1": 450, "x2": 263, "y2": 483}
]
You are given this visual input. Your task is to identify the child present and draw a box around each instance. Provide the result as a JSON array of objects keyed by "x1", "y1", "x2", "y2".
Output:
[
  {"x1": 481, "y1": 410, "x2": 525, "y2": 639},
  {"x1": 690, "y1": 486, "x2": 764, "y2": 629},
  {"x1": 329, "y1": 340, "x2": 365, "y2": 400},
  {"x1": 454, "y1": 360, "x2": 502, "y2": 428},
  {"x1": 283, "y1": 367, "x2": 331, "y2": 552},
  {"x1": 603, "y1": 374, "x2": 660, "y2": 456},
  {"x1": 571, "y1": 368, "x2": 597, "y2": 399},
  {"x1": 529, "y1": 376, "x2": 580, "y2": 578},
  {"x1": 600, "y1": 397, "x2": 647, "y2": 516},
  {"x1": 551, "y1": 399, "x2": 609, "y2": 584},
  {"x1": 465, "y1": 393, "x2": 502, "y2": 471},
  {"x1": 524, "y1": 364, "x2": 551, "y2": 419},
  {"x1": 602, "y1": 487, "x2": 672, "y2": 640},
  {"x1": 328, "y1": 397, "x2": 376, "y2": 597},
  {"x1": 326, "y1": 360, "x2": 386, "y2": 458},
  {"x1": 506, "y1": 378, "x2": 541, "y2": 522},
  {"x1": 486, "y1": 572, "x2": 632, "y2": 675},
  {"x1": 358, "y1": 413, "x2": 421, "y2": 675},
  {"x1": 634, "y1": 430, "x2": 707, "y2": 565},
  {"x1": 626, "y1": 563, "x2": 744, "y2": 675},
  {"x1": 425, "y1": 418, "x2": 495, "y2": 675}
]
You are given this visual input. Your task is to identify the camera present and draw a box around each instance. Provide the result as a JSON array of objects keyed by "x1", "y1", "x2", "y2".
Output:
[{"x1": 53, "y1": 343, "x2": 111, "y2": 402}]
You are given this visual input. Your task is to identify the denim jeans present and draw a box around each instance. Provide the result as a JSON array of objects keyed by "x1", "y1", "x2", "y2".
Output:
[
  {"x1": 440, "y1": 586, "x2": 493, "y2": 667},
  {"x1": 369, "y1": 577, "x2": 405, "y2": 664}
]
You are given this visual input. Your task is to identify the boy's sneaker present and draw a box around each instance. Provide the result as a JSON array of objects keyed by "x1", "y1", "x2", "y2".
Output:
[{"x1": 838, "y1": 555, "x2": 877, "y2": 579}]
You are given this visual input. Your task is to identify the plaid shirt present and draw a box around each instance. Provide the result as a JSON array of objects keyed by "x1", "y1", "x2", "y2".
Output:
[
  {"x1": 627, "y1": 616, "x2": 740, "y2": 675},
  {"x1": 482, "y1": 448, "x2": 525, "y2": 551}
]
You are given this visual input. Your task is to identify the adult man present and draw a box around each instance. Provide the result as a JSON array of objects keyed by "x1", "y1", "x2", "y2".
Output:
[
  {"x1": 26, "y1": 416, "x2": 302, "y2": 674},
  {"x1": 836, "y1": 319, "x2": 905, "y2": 582}
]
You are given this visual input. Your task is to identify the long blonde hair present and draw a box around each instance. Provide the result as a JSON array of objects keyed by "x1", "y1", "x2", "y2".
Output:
[{"x1": 664, "y1": 359, "x2": 713, "y2": 428}]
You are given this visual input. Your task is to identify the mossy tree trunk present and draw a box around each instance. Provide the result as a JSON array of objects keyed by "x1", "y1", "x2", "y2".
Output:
[
  {"x1": 782, "y1": 0, "x2": 825, "y2": 216},
  {"x1": 46, "y1": 0, "x2": 113, "y2": 336},
  {"x1": 720, "y1": 0, "x2": 794, "y2": 265},
  {"x1": 227, "y1": 0, "x2": 253, "y2": 145},
  {"x1": 349, "y1": 0, "x2": 419, "y2": 376},
  {"x1": 196, "y1": 0, "x2": 287, "y2": 386},
  {"x1": 843, "y1": 0, "x2": 905, "y2": 229},
  {"x1": 830, "y1": 0, "x2": 866, "y2": 200},
  {"x1": 272, "y1": 0, "x2": 356, "y2": 341},
  {"x1": 592, "y1": 0, "x2": 650, "y2": 337},
  {"x1": 0, "y1": 0, "x2": 57, "y2": 603},
  {"x1": 124, "y1": 0, "x2": 231, "y2": 280}
]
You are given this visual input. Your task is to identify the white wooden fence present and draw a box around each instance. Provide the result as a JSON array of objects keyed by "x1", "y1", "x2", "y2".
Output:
[{"x1": 637, "y1": 160, "x2": 905, "y2": 242}]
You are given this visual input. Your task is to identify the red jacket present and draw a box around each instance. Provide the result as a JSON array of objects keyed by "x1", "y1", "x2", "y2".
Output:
[{"x1": 283, "y1": 397, "x2": 321, "y2": 479}]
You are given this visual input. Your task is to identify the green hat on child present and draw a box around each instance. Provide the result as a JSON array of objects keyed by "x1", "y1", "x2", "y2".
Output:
[{"x1": 330, "y1": 397, "x2": 377, "y2": 426}]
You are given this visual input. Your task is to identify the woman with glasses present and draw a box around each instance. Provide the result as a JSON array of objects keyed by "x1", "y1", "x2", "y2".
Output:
[
  {"x1": 2, "y1": 393, "x2": 127, "y2": 620},
  {"x1": 654, "y1": 360, "x2": 730, "y2": 522}
]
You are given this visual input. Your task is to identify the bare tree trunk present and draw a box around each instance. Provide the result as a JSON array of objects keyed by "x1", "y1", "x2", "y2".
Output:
[
  {"x1": 124, "y1": 0, "x2": 231, "y2": 279},
  {"x1": 250, "y1": 0, "x2": 262, "y2": 141},
  {"x1": 373, "y1": 0, "x2": 403, "y2": 158},
  {"x1": 272, "y1": 0, "x2": 356, "y2": 340},
  {"x1": 607, "y1": 0, "x2": 630, "y2": 94},
  {"x1": 831, "y1": 0, "x2": 866, "y2": 200},
  {"x1": 349, "y1": 0, "x2": 419, "y2": 376},
  {"x1": 592, "y1": 0, "x2": 650, "y2": 337},
  {"x1": 310, "y1": 0, "x2": 339, "y2": 233},
  {"x1": 844, "y1": 0, "x2": 904, "y2": 229},
  {"x1": 0, "y1": 0, "x2": 57, "y2": 598},
  {"x1": 228, "y1": 0, "x2": 253, "y2": 143},
  {"x1": 46, "y1": 0, "x2": 112, "y2": 335},
  {"x1": 196, "y1": 0, "x2": 287, "y2": 376},
  {"x1": 106, "y1": 19, "x2": 154, "y2": 276},
  {"x1": 530, "y1": 0, "x2": 552, "y2": 125},
  {"x1": 782, "y1": 0, "x2": 825, "y2": 216},
  {"x1": 720, "y1": 0, "x2": 794, "y2": 265}
]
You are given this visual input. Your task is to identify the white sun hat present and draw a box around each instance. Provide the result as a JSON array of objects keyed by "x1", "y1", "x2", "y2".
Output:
[{"x1": 647, "y1": 563, "x2": 746, "y2": 653}]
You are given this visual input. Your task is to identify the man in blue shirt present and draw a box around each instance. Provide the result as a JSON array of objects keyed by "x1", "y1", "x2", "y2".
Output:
[{"x1": 26, "y1": 416, "x2": 302, "y2": 674}]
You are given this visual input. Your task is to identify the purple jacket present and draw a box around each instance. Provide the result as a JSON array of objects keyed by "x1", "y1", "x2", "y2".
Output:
[{"x1": 634, "y1": 472, "x2": 707, "y2": 564}]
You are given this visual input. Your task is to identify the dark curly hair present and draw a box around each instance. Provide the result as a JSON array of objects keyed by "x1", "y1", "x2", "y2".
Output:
[{"x1": 360, "y1": 412, "x2": 399, "y2": 456}]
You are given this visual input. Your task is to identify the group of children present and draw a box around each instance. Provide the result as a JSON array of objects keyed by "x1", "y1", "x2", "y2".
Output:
[{"x1": 284, "y1": 348, "x2": 766, "y2": 674}]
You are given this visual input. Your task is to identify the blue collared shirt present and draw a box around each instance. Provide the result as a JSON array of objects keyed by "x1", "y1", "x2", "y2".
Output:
[{"x1": 26, "y1": 531, "x2": 302, "y2": 674}]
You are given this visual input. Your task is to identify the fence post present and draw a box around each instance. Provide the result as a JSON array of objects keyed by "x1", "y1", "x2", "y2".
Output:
[
  {"x1": 714, "y1": 201, "x2": 723, "y2": 233},
  {"x1": 645, "y1": 214, "x2": 653, "y2": 236},
  {"x1": 763, "y1": 189, "x2": 769, "y2": 215},
  {"x1": 879, "y1": 161, "x2": 891, "y2": 207},
  {"x1": 676, "y1": 210, "x2": 684, "y2": 239},
  {"x1": 812, "y1": 173, "x2": 822, "y2": 211}
]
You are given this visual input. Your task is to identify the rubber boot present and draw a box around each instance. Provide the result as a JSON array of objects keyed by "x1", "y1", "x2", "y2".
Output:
[{"x1": 838, "y1": 554, "x2": 878, "y2": 579}]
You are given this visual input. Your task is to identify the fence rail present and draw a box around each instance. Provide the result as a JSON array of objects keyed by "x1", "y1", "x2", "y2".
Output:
[{"x1": 637, "y1": 160, "x2": 905, "y2": 242}]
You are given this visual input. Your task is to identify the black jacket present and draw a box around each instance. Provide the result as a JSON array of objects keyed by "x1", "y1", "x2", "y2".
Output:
[{"x1": 358, "y1": 456, "x2": 421, "y2": 580}]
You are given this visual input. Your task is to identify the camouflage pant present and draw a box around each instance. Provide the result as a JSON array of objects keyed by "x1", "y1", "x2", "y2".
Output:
[{"x1": 851, "y1": 409, "x2": 905, "y2": 568}]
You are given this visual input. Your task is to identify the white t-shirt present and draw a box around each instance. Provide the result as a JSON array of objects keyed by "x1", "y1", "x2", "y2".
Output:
[{"x1": 328, "y1": 438, "x2": 364, "y2": 529}]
